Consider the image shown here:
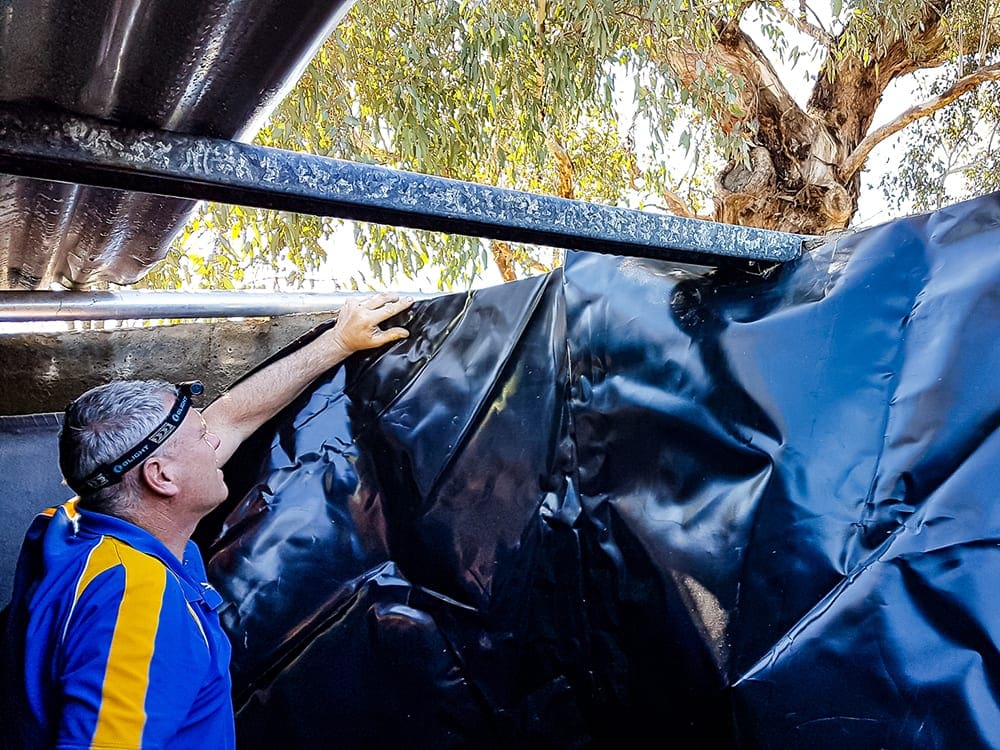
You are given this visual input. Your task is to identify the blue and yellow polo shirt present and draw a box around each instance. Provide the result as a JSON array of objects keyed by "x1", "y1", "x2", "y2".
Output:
[{"x1": 2, "y1": 500, "x2": 235, "y2": 749}]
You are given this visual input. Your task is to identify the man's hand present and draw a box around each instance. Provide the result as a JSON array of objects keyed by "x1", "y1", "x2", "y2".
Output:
[
  {"x1": 324, "y1": 292, "x2": 414, "y2": 361},
  {"x1": 205, "y1": 292, "x2": 415, "y2": 465}
]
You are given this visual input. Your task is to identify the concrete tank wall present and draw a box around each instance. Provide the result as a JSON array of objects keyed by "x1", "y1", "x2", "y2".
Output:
[{"x1": 0, "y1": 315, "x2": 331, "y2": 416}]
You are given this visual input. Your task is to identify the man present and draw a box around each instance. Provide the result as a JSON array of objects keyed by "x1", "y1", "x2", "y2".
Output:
[{"x1": 1, "y1": 292, "x2": 413, "y2": 749}]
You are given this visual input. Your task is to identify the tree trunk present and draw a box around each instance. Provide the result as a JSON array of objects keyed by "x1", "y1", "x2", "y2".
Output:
[
  {"x1": 491, "y1": 240, "x2": 518, "y2": 282},
  {"x1": 705, "y1": 2, "x2": 951, "y2": 235}
]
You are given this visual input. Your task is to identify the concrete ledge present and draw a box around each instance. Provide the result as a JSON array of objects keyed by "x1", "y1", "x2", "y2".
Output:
[{"x1": 0, "y1": 314, "x2": 332, "y2": 416}]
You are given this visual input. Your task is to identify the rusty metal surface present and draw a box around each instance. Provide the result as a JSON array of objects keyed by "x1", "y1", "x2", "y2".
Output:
[{"x1": 0, "y1": 0, "x2": 355, "y2": 289}]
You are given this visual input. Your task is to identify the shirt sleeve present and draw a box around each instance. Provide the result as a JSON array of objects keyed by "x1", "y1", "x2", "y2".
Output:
[{"x1": 56, "y1": 540, "x2": 211, "y2": 749}]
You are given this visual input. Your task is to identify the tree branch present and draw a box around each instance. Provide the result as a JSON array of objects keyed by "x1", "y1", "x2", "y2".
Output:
[
  {"x1": 729, "y1": 0, "x2": 756, "y2": 25},
  {"x1": 657, "y1": 20, "x2": 804, "y2": 142},
  {"x1": 761, "y1": 0, "x2": 834, "y2": 47},
  {"x1": 841, "y1": 62, "x2": 1000, "y2": 180},
  {"x1": 661, "y1": 188, "x2": 699, "y2": 218},
  {"x1": 807, "y1": 1, "x2": 952, "y2": 124}
]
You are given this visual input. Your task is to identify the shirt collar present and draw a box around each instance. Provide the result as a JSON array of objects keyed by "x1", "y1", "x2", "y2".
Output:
[{"x1": 68, "y1": 504, "x2": 222, "y2": 609}]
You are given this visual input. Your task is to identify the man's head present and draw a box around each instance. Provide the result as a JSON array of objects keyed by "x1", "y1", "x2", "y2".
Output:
[{"x1": 60, "y1": 380, "x2": 226, "y2": 519}]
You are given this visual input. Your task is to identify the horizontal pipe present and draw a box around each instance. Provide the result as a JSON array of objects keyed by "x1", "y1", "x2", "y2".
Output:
[
  {"x1": 0, "y1": 105, "x2": 806, "y2": 268},
  {"x1": 0, "y1": 290, "x2": 436, "y2": 322}
]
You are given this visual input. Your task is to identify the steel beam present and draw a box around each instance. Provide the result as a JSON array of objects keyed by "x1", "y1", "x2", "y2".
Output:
[
  {"x1": 0, "y1": 105, "x2": 805, "y2": 267},
  {"x1": 0, "y1": 290, "x2": 440, "y2": 322}
]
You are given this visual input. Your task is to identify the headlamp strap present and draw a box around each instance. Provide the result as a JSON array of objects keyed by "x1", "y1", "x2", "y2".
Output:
[{"x1": 76, "y1": 383, "x2": 201, "y2": 492}]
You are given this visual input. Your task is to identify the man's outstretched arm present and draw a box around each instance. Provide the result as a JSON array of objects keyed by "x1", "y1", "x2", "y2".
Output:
[{"x1": 203, "y1": 292, "x2": 413, "y2": 465}]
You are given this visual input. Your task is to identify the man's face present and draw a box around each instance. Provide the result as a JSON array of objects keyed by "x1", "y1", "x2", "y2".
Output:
[{"x1": 160, "y1": 405, "x2": 229, "y2": 515}]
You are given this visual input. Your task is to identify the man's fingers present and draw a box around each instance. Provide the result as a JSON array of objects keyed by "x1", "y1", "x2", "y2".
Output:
[
  {"x1": 329, "y1": 294, "x2": 413, "y2": 353},
  {"x1": 364, "y1": 292, "x2": 399, "y2": 310},
  {"x1": 376, "y1": 326, "x2": 410, "y2": 343},
  {"x1": 369, "y1": 295, "x2": 413, "y2": 323}
]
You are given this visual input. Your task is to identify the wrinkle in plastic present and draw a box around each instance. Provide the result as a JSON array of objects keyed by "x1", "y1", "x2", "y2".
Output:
[{"x1": 204, "y1": 193, "x2": 1000, "y2": 749}]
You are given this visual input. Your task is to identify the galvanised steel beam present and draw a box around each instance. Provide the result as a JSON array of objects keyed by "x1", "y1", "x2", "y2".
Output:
[
  {"x1": 0, "y1": 105, "x2": 806, "y2": 267},
  {"x1": 0, "y1": 290, "x2": 437, "y2": 322}
]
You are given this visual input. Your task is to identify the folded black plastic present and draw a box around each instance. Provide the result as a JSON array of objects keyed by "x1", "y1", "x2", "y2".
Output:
[{"x1": 202, "y1": 193, "x2": 997, "y2": 748}]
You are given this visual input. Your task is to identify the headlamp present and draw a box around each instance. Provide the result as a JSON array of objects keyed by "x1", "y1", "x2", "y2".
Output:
[{"x1": 73, "y1": 381, "x2": 204, "y2": 494}]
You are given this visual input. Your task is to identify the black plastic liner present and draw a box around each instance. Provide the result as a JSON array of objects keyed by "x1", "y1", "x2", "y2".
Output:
[{"x1": 200, "y1": 193, "x2": 1000, "y2": 749}]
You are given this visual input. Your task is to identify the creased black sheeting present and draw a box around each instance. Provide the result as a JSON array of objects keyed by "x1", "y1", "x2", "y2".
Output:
[{"x1": 206, "y1": 192, "x2": 1000, "y2": 749}]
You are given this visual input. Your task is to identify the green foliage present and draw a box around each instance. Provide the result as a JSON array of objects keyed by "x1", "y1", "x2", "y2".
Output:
[
  {"x1": 145, "y1": 0, "x2": 1000, "y2": 291},
  {"x1": 137, "y1": 205, "x2": 332, "y2": 290},
  {"x1": 836, "y1": 0, "x2": 936, "y2": 54},
  {"x1": 882, "y1": 63, "x2": 1000, "y2": 213}
]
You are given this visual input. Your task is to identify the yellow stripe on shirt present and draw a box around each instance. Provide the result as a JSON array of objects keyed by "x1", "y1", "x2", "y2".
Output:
[
  {"x1": 41, "y1": 499, "x2": 80, "y2": 519},
  {"x1": 71, "y1": 538, "x2": 121, "y2": 617},
  {"x1": 76, "y1": 538, "x2": 166, "y2": 747}
]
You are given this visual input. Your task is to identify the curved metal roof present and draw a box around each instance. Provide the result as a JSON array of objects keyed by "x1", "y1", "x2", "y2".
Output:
[{"x1": 0, "y1": 0, "x2": 355, "y2": 290}]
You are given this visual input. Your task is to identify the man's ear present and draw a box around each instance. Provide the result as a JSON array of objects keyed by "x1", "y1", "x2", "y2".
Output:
[{"x1": 141, "y1": 456, "x2": 179, "y2": 497}]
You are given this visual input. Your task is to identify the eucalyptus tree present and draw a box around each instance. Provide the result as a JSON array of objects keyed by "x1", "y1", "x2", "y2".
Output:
[{"x1": 148, "y1": 0, "x2": 1000, "y2": 289}]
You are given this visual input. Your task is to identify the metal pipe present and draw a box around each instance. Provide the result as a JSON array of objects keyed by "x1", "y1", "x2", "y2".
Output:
[
  {"x1": 0, "y1": 105, "x2": 807, "y2": 269},
  {"x1": 0, "y1": 290, "x2": 436, "y2": 322}
]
